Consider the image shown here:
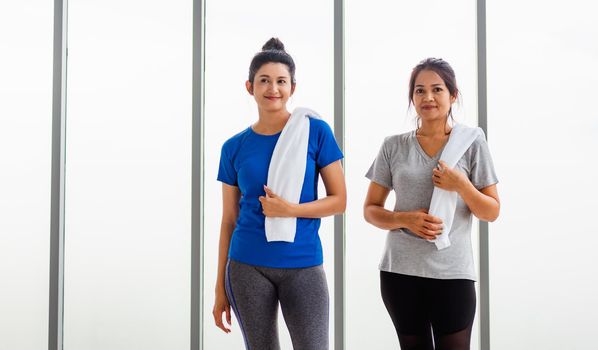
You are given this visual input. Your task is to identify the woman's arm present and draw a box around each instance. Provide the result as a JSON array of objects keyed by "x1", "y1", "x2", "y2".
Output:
[
  {"x1": 259, "y1": 160, "x2": 346, "y2": 218},
  {"x1": 460, "y1": 183, "x2": 500, "y2": 222},
  {"x1": 212, "y1": 183, "x2": 240, "y2": 333},
  {"x1": 433, "y1": 160, "x2": 500, "y2": 222},
  {"x1": 363, "y1": 181, "x2": 443, "y2": 240}
]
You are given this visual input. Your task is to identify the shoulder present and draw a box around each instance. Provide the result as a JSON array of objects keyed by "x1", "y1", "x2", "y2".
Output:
[
  {"x1": 381, "y1": 130, "x2": 413, "y2": 149},
  {"x1": 308, "y1": 116, "x2": 333, "y2": 132},
  {"x1": 221, "y1": 127, "x2": 252, "y2": 154},
  {"x1": 223, "y1": 127, "x2": 251, "y2": 146},
  {"x1": 452, "y1": 124, "x2": 487, "y2": 147},
  {"x1": 307, "y1": 117, "x2": 337, "y2": 144},
  {"x1": 460, "y1": 126, "x2": 492, "y2": 159},
  {"x1": 468, "y1": 126, "x2": 488, "y2": 149}
]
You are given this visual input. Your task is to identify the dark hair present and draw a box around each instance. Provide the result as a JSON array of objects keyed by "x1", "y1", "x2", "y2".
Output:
[
  {"x1": 408, "y1": 58, "x2": 459, "y2": 124},
  {"x1": 248, "y1": 38, "x2": 296, "y2": 84}
]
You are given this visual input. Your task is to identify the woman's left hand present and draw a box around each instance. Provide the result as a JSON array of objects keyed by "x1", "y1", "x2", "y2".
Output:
[
  {"x1": 432, "y1": 160, "x2": 468, "y2": 193},
  {"x1": 259, "y1": 185, "x2": 296, "y2": 217}
]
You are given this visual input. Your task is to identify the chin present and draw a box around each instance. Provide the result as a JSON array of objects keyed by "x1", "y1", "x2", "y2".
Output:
[
  {"x1": 420, "y1": 114, "x2": 446, "y2": 122},
  {"x1": 261, "y1": 105, "x2": 285, "y2": 113}
]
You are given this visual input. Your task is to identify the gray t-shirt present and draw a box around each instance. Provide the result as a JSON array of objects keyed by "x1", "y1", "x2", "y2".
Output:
[{"x1": 366, "y1": 128, "x2": 498, "y2": 281}]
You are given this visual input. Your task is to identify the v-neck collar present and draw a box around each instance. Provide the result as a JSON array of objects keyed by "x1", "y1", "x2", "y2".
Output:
[{"x1": 412, "y1": 129, "x2": 451, "y2": 161}]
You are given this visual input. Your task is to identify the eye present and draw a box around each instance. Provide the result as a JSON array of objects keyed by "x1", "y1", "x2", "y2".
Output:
[
  {"x1": 277, "y1": 79, "x2": 287, "y2": 84},
  {"x1": 260, "y1": 78, "x2": 269, "y2": 84},
  {"x1": 433, "y1": 87, "x2": 443, "y2": 92},
  {"x1": 415, "y1": 88, "x2": 424, "y2": 94}
]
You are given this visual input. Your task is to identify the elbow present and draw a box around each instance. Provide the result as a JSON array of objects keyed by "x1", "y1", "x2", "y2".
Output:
[
  {"x1": 338, "y1": 196, "x2": 347, "y2": 214},
  {"x1": 363, "y1": 205, "x2": 373, "y2": 225},
  {"x1": 484, "y1": 197, "x2": 500, "y2": 223},
  {"x1": 488, "y1": 209, "x2": 500, "y2": 222},
  {"x1": 489, "y1": 202, "x2": 501, "y2": 222},
  {"x1": 480, "y1": 207, "x2": 500, "y2": 223},
  {"x1": 485, "y1": 214, "x2": 499, "y2": 223},
  {"x1": 334, "y1": 193, "x2": 347, "y2": 215},
  {"x1": 338, "y1": 204, "x2": 347, "y2": 215}
]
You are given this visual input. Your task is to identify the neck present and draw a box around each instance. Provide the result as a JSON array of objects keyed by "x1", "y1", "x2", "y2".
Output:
[
  {"x1": 253, "y1": 108, "x2": 291, "y2": 134},
  {"x1": 418, "y1": 118, "x2": 451, "y2": 137}
]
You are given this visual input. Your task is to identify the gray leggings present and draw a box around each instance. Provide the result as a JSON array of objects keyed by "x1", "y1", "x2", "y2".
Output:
[{"x1": 225, "y1": 260, "x2": 329, "y2": 350}]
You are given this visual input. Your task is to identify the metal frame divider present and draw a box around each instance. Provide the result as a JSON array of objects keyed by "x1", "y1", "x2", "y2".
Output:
[
  {"x1": 191, "y1": 0, "x2": 206, "y2": 348},
  {"x1": 49, "y1": 0, "x2": 68, "y2": 349},
  {"x1": 334, "y1": 0, "x2": 346, "y2": 349},
  {"x1": 477, "y1": 0, "x2": 490, "y2": 349}
]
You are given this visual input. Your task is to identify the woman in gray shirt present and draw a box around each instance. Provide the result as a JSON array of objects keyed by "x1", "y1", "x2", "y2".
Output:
[{"x1": 364, "y1": 58, "x2": 500, "y2": 350}]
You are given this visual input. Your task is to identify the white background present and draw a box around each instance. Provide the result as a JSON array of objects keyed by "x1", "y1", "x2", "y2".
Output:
[
  {"x1": 1, "y1": 0, "x2": 597, "y2": 349},
  {"x1": 487, "y1": 1, "x2": 598, "y2": 349},
  {"x1": 63, "y1": 1, "x2": 191, "y2": 349},
  {"x1": 0, "y1": 1, "x2": 53, "y2": 349}
]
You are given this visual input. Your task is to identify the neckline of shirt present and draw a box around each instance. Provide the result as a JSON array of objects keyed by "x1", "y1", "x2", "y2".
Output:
[
  {"x1": 248, "y1": 126, "x2": 282, "y2": 137},
  {"x1": 411, "y1": 129, "x2": 447, "y2": 161}
]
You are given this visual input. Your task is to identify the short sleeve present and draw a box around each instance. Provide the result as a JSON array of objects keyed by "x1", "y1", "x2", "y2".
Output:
[
  {"x1": 365, "y1": 138, "x2": 393, "y2": 189},
  {"x1": 314, "y1": 119, "x2": 344, "y2": 168},
  {"x1": 469, "y1": 133, "x2": 498, "y2": 190},
  {"x1": 217, "y1": 143, "x2": 237, "y2": 186}
]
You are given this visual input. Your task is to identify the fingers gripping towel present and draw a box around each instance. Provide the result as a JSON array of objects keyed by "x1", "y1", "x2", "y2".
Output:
[
  {"x1": 265, "y1": 107, "x2": 321, "y2": 242},
  {"x1": 429, "y1": 124, "x2": 484, "y2": 250}
]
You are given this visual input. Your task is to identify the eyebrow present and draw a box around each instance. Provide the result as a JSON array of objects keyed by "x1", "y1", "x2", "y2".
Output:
[
  {"x1": 415, "y1": 83, "x2": 444, "y2": 87},
  {"x1": 257, "y1": 75, "x2": 289, "y2": 79}
]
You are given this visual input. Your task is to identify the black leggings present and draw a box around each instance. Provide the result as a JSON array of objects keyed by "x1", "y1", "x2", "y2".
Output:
[{"x1": 380, "y1": 271, "x2": 476, "y2": 350}]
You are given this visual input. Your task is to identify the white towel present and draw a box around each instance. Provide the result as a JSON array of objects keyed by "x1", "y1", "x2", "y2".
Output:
[
  {"x1": 428, "y1": 123, "x2": 483, "y2": 250},
  {"x1": 265, "y1": 107, "x2": 321, "y2": 242}
]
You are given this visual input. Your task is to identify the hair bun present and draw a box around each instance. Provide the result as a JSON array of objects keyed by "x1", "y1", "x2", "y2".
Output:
[{"x1": 262, "y1": 37, "x2": 285, "y2": 52}]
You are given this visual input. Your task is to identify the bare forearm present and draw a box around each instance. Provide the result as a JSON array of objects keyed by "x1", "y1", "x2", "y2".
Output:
[
  {"x1": 289, "y1": 194, "x2": 346, "y2": 219},
  {"x1": 364, "y1": 205, "x2": 410, "y2": 231},
  {"x1": 458, "y1": 181, "x2": 500, "y2": 222}
]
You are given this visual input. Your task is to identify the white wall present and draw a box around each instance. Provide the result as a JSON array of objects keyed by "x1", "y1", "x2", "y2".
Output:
[
  {"x1": 63, "y1": 1, "x2": 192, "y2": 349},
  {"x1": 0, "y1": 2, "x2": 53, "y2": 349},
  {"x1": 2, "y1": 1, "x2": 598, "y2": 349},
  {"x1": 487, "y1": 1, "x2": 598, "y2": 349}
]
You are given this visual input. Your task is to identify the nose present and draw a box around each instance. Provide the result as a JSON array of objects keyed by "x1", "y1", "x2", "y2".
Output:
[
  {"x1": 267, "y1": 81, "x2": 278, "y2": 94},
  {"x1": 423, "y1": 92, "x2": 434, "y2": 102}
]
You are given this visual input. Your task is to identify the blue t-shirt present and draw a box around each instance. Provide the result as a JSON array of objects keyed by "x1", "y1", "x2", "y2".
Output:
[{"x1": 217, "y1": 117, "x2": 343, "y2": 268}]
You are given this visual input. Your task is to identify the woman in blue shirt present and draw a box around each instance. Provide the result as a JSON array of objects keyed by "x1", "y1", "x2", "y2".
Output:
[{"x1": 212, "y1": 38, "x2": 346, "y2": 350}]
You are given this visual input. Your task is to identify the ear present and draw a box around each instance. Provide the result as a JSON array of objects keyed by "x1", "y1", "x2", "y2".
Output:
[
  {"x1": 450, "y1": 93, "x2": 457, "y2": 104},
  {"x1": 245, "y1": 80, "x2": 253, "y2": 95},
  {"x1": 290, "y1": 83, "x2": 296, "y2": 96}
]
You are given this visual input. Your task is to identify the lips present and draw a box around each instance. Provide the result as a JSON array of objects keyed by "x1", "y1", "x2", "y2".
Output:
[{"x1": 265, "y1": 96, "x2": 281, "y2": 100}]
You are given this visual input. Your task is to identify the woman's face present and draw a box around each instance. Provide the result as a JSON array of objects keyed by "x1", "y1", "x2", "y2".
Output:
[
  {"x1": 247, "y1": 62, "x2": 295, "y2": 113},
  {"x1": 412, "y1": 69, "x2": 456, "y2": 123}
]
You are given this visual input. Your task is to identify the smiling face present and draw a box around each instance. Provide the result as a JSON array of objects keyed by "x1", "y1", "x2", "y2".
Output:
[
  {"x1": 246, "y1": 62, "x2": 295, "y2": 113},
  {"x1": 412, "y1": 69, "x2": 456, "y2": 123}
]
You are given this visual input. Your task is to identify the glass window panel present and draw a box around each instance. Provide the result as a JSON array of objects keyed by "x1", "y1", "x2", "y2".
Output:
[
  {"x1": 346, "y1": 1, "x2": 480, "y2": 349},
  {"x1": 204, "y1": 1, "x2": 334, "y2": 349},
  {"x1": 0, "y1": 2, "x2": 53, "y2": 349},
  {"x1": 487, "y1": 1, "x2": 598, "y2": 349},
  {"x1": 63, "y1": 1, "x2": 192, "y2": 349}
]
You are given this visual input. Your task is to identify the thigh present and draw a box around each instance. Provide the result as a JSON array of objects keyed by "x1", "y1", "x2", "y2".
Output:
[
  {"x1": 278, "y1": 264, "x2": 329, "y2": 350},
  {"x1": 426, "y1": 278, "x2": 476, "y2": 337},
  {"x1": 226, "y1": 260, "x2": 280, "y2": 350},
  {"x1": 380, "y1": 271, "x2": 431, "y2": 336}
]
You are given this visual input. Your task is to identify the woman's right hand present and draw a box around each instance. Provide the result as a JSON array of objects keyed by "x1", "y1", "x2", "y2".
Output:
[
  {"x1": 403, "y1": 209, "x2": 443, "y2": 240},
  {"x1": 213, "y1": 289, "x2": 232, "y2": 333}
]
